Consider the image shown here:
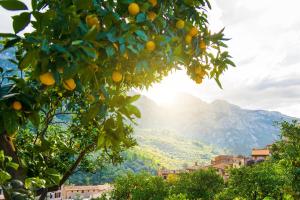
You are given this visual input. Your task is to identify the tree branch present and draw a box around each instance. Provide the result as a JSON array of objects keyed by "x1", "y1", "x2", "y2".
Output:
[{"x1": 36, "y1": 143, "x2": 96, "y2": 198}]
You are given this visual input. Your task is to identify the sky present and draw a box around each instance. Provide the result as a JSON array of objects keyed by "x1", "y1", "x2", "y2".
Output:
[
  {"x1": 142, "y1": 0, "x2": 300, "y2": 118},
  {"x1": 0, "y1": 0, "x2": 299, "y2": 118}
]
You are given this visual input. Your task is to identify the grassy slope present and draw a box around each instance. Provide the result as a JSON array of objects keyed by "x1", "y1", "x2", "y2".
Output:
[{"x1": 133, "y1": 129, "x2": 226, "y2": 169}]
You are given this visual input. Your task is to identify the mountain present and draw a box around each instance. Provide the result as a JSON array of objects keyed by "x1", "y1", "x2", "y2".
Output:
[{"x1": 134, "y1": 93, "x2": 293, "y2": 155}]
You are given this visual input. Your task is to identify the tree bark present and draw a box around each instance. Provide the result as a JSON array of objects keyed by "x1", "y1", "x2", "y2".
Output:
[{"x1": 0, "y1": 130, "x2": 25, "y2": 180}]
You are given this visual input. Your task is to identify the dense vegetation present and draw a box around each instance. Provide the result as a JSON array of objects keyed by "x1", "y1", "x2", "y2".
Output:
[
  {"x1": 68, "y1": 150, "x2": 159, "y2": 185},
  {"x1": 95, "y1": 169, "x2": 224, "y2": 200}
]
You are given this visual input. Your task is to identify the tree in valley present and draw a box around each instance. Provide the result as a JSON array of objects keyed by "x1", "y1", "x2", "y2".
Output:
[
  {"x1": 170, "y1": 168, "x2": 224, "y2": 200},
  {"x1": 110, "y1": 172, "x2": 168, "y2": 200},
  {"x1": 0, "y1": 0, "x2": 234, "y2": 198},
  {"x1": 216, "y1": 158, "x2": 294, "y2": 200}
]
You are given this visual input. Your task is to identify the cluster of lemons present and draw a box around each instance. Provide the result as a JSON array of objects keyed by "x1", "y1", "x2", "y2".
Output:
[
  {"x1": 110, "y1": 0, "x2": 158, "y2": 84},
  {"x1": 176, "y1": 19, "x2": 206, "y2": 51},
  {"x1": 175, "y1": 18, "x2": 207, "y2": 84},
  {"x1": 39, "y1": 71, "x2": 76, "y2": 90},
  {"x1": 194, "y1": 66, "x2": 207, "y2": 84},
  {"x1": 82, "y1": 0, "x2": 158, "y2": 84}
]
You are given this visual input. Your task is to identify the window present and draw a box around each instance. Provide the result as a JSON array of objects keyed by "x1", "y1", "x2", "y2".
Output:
[{"x1": 55, "y1": 192, "x2": 61, "y2": 198}]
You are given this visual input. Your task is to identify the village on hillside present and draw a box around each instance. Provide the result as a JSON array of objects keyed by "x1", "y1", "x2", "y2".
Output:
[{"x1": 0, "y1": 146, "x2": 270, "y2": 200}]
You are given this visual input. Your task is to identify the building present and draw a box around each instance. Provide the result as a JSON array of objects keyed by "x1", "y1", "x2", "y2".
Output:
[
  {"x1": 48, "y1": 184, "x2": 112, "y2": 200},
  {"x1": 185, "y1": 162, "x2": 207, "y2": 172},
  {"x1": 251, "y1": 148, "x2": 270, "y2": 161},
  {"x1": 157, "y1": 169, "x2": 185, "y2": 180},
  {"x1": 211, "y1": 155, "x2": 246, "y2": 181}
]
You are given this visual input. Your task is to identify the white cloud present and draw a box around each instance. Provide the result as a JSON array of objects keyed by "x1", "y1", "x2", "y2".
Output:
[{"x1": 145, "y1": 0, "x2": 300, "y2": 118}]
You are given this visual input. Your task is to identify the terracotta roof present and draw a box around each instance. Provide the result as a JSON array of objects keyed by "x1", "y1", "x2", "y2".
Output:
[{"x1": 252, "y1": 149, "x2": 270, "y2": 156}]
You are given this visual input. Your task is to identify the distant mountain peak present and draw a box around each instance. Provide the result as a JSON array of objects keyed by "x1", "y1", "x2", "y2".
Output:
[{"x1": 135, "y1": 94, "x2": 292, "y2": 155}]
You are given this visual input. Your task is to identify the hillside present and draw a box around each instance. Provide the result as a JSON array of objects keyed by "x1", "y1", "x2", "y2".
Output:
[
  {"x1": 135, "y1": 94, "x2": 293, "y2": 155},
  {"x1": 134, "y1": 129, "x2": 226, "y2": 169}
]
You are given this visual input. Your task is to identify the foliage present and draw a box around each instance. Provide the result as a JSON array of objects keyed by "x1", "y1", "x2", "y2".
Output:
[
  {"x1": 271, "y1": 120, "x2": 300, "y2": 199},
  {"x1": 68, "y1": 150, "x2": 159, "y2": 185},
  {"x1": 165, "y1": 193, "x2": 188, "y2": 200},
  {"x1": 216, "y1": 161, "x2": 288, "y2": 200},
  {"x1": 0, "y1": 0, "x2": 233, "y2": 198},
  {"x1": 0, "y1": 150, "x2": 19, "y2": 185},
  {"x1": 110, "y1": 171, "x2": 168, "y2": 200},
  {"x1": 170, "y1": 168, "x2": 224, "y2": 200}
]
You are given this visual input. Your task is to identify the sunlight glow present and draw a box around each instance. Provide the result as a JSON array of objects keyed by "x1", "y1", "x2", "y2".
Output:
[{"x1": 141, "y1": 70, "x2": 205, "y2": 105}]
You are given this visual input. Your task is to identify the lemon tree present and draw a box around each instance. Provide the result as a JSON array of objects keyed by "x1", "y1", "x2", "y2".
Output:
[{"x1": 0, "y1": 0, "x2": 234, "y2": 198}]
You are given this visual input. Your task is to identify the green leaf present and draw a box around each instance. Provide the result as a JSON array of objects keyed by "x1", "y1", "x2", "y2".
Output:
[
  {"x1": 126, "y1": 105, "x2": 141, "y2": 118},
  {"x1": 127, "y1": 95, "x2": 141, "y2": 104},
  {"x1": 7, "y1": 162, "x2": 19, "y2": 170},
  {"x1": 215, "y1": 78, "x2": 223, "y2": 89},
  {"x1": 135, "y1": 30, "x2": 148, "y2": 42},
  {"x1": 0, "y1": 170, "x2": 11, "y2": 184},
  {"x1": 81, "y1": 46, "x2": 97, "y2": 59},
  {"x1": 25, "y1": 177, "x2": 46, "y2": 189},
  {"x1": 29, "y1": 112, "x2": 40, "y2": 127},
  {"x1": 20, "y1": 50, "x2": 39, "y2": 69},
  {"x1": 45, "y1": 168, "x2": 61, "y2": 184},
  {"x1": 12, "y1": 12, "x2": 31, "y2": 33},
  {"x1": 0, "y1": 0, "x2": 28, "y2": 11},
  {"x1": 0, "y1": 151, "x2": 4, "y2": 162},
  {"x1": 0, "y1": 33, "x2": 18, "y2": 38},
  {"x1": 136, "y1": 13, "x2": 146, "y2": 23},
  {"x1": 105, "y1": 46, "x2": 115, "y2": 57},
  {"x1": 1, "y1": 38, "x2": 21, "y2": 52}
]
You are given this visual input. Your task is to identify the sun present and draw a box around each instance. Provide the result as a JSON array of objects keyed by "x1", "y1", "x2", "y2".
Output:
[{"x1": 141, "y1": 70, "x2": 197, "y2": 105}]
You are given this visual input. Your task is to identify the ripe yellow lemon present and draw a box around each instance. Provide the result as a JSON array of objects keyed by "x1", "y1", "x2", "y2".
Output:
[
  {"x1": 63, "y1": 79, "x2": 76, "y2": 91},
  {"x1": 195, "y1": 76, "x2": 203, "y2": 84},
  {"x1": 85, "y1": 14, "x2": 100, "y2": 30},
  {"x1": 200, "y1": 40, "x2": 206, "y2": 50},
  {"x1": 189, "y1": 26, "x2": 198, "y2": 37},
  {"x1": 87, "y1": 94, "x2": 95, "y2": 103},
  {"x1": 12, "y1": 101, "x2": 22, "y2": 111},
  {"x1": 195, "y1": 66, "x2": 206, "y2": 76},
  {"x1": 147, "y1": 11, "x2": 157, "y2": 21},
  {"x1": 146, "y1": 41, "x2": 156, "y2": 52},
  {"x1": 128, "y1": 3, "x2": 140, "y2": 16},
  {"x1": 148, "y1": 0, "x2": 157, "y2": 7},
  {"x1": 39, "y1": 72, "x2": 55, "y2": 86},
  {"x1": 112, "y1": 71, "x2": 123, "y2": 83},
  {"x1": 57, "y1": 67, "x2": 64, "y2": 74},
  {"x1": 176, "y1": 20, "x2": 185, "y2": 29},
  {"x1": 185, "y1": 35, "x2": 192, "y2": 44}
]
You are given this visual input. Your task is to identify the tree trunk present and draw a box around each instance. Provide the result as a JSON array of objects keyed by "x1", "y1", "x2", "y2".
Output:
[{"x1": 0, "y1": 130, "x2": 25, "y2": 180}]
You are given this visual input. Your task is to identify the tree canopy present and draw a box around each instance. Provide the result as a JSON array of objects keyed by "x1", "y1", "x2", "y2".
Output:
[{"x1": 0, "y1": 0, "x2": 234, "y2": 199}]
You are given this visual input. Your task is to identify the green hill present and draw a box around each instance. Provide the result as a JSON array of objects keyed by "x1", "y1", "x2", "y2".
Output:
[{"x1": 134, "y1": 129, "x2": 226, "y2": 169}]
